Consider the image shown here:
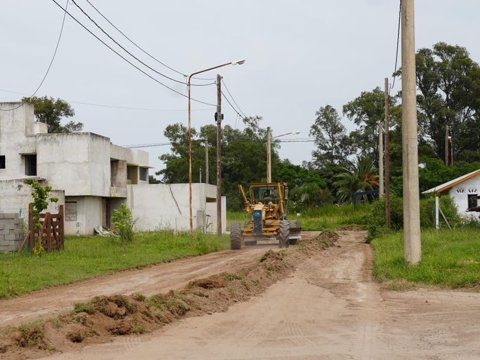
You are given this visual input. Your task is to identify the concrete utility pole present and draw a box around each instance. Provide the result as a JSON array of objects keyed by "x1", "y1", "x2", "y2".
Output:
[
  {"x1": 205, "y1": 139, "x2": 209, "y2": 184},
  {"x1": 216, "y1": 74, "x2": 223, "y2": 237},
  {"x1": 266, "y1": 127, "x2": 272, "y2": 183},
  {"x1": 384, "y1": 77, "x2": 391, "y2": 229},
  {"x1": 401, "y1": 0, "x2": 421, "y2": 264},
  {"x1": 379, "y1": 119, "x2": 384, "y2": 196}
]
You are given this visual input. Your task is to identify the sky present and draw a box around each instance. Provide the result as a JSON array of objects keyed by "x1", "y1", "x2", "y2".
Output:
[{"x1": 1, "y1": 0, "x2": 479, "y2": 177}]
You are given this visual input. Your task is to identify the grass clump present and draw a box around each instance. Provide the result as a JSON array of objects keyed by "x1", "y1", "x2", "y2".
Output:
[
  {"x1": 372, "y1": 228, "x2": 480, "y2": 288},
  {"x1": 15, "y1": 321, "x2": 47, "y2": 349}
]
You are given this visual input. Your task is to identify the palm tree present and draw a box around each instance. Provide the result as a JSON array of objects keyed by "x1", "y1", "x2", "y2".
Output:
[{"x1": 334, "y1": 156, "x2": 378, "y2": 203}]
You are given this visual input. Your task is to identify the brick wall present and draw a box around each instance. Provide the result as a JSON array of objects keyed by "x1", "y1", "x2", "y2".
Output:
[{"x1": 0, "y1": 213, "x2": 24, "y2": 252}]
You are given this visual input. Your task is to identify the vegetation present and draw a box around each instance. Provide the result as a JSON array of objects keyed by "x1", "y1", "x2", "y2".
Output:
[
  {"x1": 112, "y1": 204, "x2": 135, "y2": 243},
  {"x1": 24, "y1": 179, "x2": 58, "y2": 255},
  {"x1": 0, "y1": 231, "x2": 228, "y2": 299},
  {"x1": 22, "y1": 96, "x2": 83, "y2": 133},
  {"x1": 373, "y1": 228, "x2": 480, "y2": 288},
  {"x1": 156, "y1": 42, "x2": 480, "y2": 208}
]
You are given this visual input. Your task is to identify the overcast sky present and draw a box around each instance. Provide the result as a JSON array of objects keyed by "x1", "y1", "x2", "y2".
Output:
[{"x1": 1, "y1": 1, "x2": 479, "y2": 176}]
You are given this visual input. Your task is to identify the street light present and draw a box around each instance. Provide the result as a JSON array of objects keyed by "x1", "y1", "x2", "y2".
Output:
[
  {"x1": 266, "y1": 128, "x2": 300, "y2": 183},
  {"x1": 187, "y1": 59, "x2": 245, "y2": 233}
]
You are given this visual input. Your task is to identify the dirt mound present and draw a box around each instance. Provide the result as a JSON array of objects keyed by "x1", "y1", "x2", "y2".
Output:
[{"x1": 0, "y1": 232, "x2": 337, "y2": 360}]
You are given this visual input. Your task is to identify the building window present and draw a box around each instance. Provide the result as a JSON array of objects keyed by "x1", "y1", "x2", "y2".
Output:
[
  {"x1": 0, "y1": 155, "x2": 5, "y2": 169},
  {"x1": 139, "y1": 167, "x2": 148, "y2": 181},
  {"x1": 24, "y1": 154, "x2": 37, "y2": 176},
  {"x1": 468, "y1": 194, "x2": 478, "y2": 210}
]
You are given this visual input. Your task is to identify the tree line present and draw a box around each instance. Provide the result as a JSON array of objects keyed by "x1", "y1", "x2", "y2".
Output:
[{"x1": 25, "y1": 42, "x2": 480, "y2": 211}]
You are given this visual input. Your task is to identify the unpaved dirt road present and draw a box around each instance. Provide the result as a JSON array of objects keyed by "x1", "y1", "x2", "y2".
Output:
[
  {"x1": 0, "y1": 246, "x2": 274, "y2": 328},
  {"x1": 40, "y1": 231, "x2": 480, "y2": 360}
]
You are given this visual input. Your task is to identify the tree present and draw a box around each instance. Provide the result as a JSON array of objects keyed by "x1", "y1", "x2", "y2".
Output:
[
  {"x1": 22, "y1": 96, "x2": 83, "y2": 133},
  {"x1": 310, "y1": 105, "x2": 351, "y2": 168},
  {"x1": 343, "y1": 88, "x2": 386, "y2": 163},
  {"x1": 333, "y1": 156, "x2": 378, "y2": 203},
  {"x1": 414, "y1": 42, "x2": 480, "y2": 162}
]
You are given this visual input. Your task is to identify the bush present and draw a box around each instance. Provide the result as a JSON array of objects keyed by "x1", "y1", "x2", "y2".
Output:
[
  {"x1": 112, "y1": 204, "x2": 135, "y2": 243},
  {"x1": 365, "y1": 194, "x2": 460, "y2": 230}
]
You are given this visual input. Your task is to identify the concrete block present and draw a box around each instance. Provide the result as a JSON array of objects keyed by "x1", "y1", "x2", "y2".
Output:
[{"x1": 4, "y1": 234, "x2": 16, "y2": 241}]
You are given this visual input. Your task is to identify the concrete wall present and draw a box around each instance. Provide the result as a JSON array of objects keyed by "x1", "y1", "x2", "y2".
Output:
[
  {"x1": 0, "y1": 178, "x2": 65, "y2": 217},
  {"x1": 64, "y1": 196, "x2": 104, "y2": 236},
  {"x1": 0, "y1": 103, "x2": 37, "y2": 180},
  {"x1": 448, "y1": 176, "x2": 480, "y2": 221},
  {"x1": 0, "y1": 213, "x2": 23, "y2": 253},
  {"x1": 127, "y1": 183, "x2": 227, "y2": 233}
]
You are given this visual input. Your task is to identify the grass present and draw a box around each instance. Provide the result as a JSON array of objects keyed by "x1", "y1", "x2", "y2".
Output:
[
  {"x1": 372, "y1": 228, "x2": 480, "y2": 288},
  {"x1": 228, "y1": 204, "x2": 370, "y2": 231},
  {"x1": 0, "y1": 231, "x2": 228, "y2": 299}
]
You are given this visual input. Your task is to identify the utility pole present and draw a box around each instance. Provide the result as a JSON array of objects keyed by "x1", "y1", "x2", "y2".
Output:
[
  {"x1": 445, "y1": 125, "x2": 449, "y2": 166},
  {"x1": 379, "y1": 119, "x2": 384, "y2": 196},
  {"x1": 401, "y1": 0, "x2": 421, "y2": 264},
  {"x1": 216, "y1": 74, "x2": 223, "y2": 237},
  {"x1": 384, "y1": 77, "x2": 391, "y2": 229},
  {"x1": 205, "y1": 140, "x2": 209, "y2": 184},
  {"x1": 267, "y1": 127, "x2": 272, "y2": 183}
]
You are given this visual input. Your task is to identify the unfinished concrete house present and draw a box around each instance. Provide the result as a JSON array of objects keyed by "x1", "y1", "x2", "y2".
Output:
[{"x1": 0, "y1": 102, "x2": 225, "y2": 241}]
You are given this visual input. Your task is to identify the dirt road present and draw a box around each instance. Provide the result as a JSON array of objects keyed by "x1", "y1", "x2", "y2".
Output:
[
  {"x1": 42, "y1": 231, "x2": 480, "y2": 360},
  {"x1": 0, "y1": 246, "x2": 273, "y2": 328}
]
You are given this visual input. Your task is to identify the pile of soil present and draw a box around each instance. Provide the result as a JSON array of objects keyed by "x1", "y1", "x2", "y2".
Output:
[{"x1": 0, "y1": 232, "x2": 337, "y2": 360}]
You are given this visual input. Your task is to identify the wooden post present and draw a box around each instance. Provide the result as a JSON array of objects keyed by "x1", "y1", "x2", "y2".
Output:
[{"x1": 385, "y1": 78, "x2": 391, "y2": 229}]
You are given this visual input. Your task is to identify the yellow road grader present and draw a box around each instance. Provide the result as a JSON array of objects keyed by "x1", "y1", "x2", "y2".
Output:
[{"x1": 230, "y1": 182, "x2": 301, "y2": 249}]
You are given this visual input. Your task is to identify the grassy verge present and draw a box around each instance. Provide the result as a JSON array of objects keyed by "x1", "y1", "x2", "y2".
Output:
[
  {"x1": 372, "y1": 228, "x2": 480, "y2": 289},
  {"x1": 227, "y1": 204, "x2": 370, "y2": 231},
  {"x1": 0, "y1": 231, "x2": 228, "y2": 299}
]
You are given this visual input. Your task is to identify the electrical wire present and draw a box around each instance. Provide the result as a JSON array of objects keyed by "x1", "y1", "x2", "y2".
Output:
[
  {"x1": 0, "y1": 87, "x2": 211, "y2": 112},
  {"x1": 70, "y1": 0, "x2": 214, "y2": 87},
  {"x1": 124, "y1": 142, "x2": 170, "y2": 148},
  {"x1": 391, "y1": 0, "x2": 402, "y2": 92},
  {"x1": 0, "y1": 0, "x2": 69, "y2": 112},
  {"x1": 50, "y1": 0, "x2": 215, "y2": 106},
  {"x1": 84, "y1": 0, "x2": 214, "y2": 82},
  {"x1": 221, "y1": 92, "x2": 244, "y2": 119},
  {"x1": 221, "y1": 79, "x2": 247, "y2": 118}
]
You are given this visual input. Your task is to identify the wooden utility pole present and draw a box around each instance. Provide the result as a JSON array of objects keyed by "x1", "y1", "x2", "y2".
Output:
[
  {"x1": 384, "y1": 78, "x2": 391, "y2": 229},
  {"x1": 216, "y1": 74, "x2": 223, "y2": 236},
  {"x1": 379, "y1": 119, "x2": 384, "y2": 196},
  {"x1": 401, "y1": 0, "x2": 421, "y2": 264},
  {"x1": 205, "y1": 140, "x2": 209, "y2": 184},
  {"x1": 267, "y1": 127, "x2": 272, "y2": 183},
  {"x1": 445, "y1": 125, "x2": 449, "y2": 166}
]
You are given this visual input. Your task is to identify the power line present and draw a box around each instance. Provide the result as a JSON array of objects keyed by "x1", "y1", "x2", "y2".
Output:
[
  {"x1": 0, "y1": 0, "x2": 69, "y2": 112},
  {"x1": 391, "y1": 0, "x2": 402, "y2": 92},
  {"x1": 70, "y1": 0, "x2": 214, "y2": 88},
  {"x1": 50, "y1": 0, "x2": 215, "y2": 107},
  {"x1": 0, "y1": 87, "x2": 211, "y2": 112},
  {"x1": 221, "y1": 79, "x2": 247, "y2": 118},
  {"x1": 84, "y1": 0, "x2": 214, "y2": 83},
  {"x1": 124, "y1": 142, "x2": 170, "y2": 148},
  {"x1": 221, "y1": 91, "x2": 244, "y2": 119}
]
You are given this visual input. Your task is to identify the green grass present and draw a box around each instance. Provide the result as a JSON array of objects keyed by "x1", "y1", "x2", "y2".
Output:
[
  {"x1": 372, "y1": 228, "x2": 480, "y2": 288},
  {"x1": 0, "y1": 231, "x2": 228, "y2": 299},
  {"x1": 227, "y1": 204, "x2": 370, "y2": 231}
]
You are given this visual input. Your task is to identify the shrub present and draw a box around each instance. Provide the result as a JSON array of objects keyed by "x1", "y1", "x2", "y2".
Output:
[{"x1": 112, "y1": 204, "x2": 135, "y2": 243}]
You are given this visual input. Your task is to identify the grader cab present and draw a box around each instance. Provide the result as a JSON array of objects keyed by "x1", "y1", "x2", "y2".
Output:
[{"x1": 230, "y1": 182, "x2": 301, "y2": 249}]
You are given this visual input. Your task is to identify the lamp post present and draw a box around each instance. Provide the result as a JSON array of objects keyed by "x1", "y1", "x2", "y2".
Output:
[
  {"x1": 187, "y1": 59, "x2": 245, "y2": 233},
  {"x1": 266, "y1": 128, "x2": 300, "y2": 183}
]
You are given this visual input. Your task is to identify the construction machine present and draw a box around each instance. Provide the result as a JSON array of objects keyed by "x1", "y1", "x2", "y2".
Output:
[{"x1": 230, "y1": 182, "x2": 301, "y2": 250}]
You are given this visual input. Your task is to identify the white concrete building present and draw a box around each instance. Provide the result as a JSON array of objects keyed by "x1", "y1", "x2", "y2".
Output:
[
  {"x1": 0, "y1": 102, "x2": 226, "y2": 236},
  {"x1": 423, "y1": 169, "x2": 480, "y2": 224}
]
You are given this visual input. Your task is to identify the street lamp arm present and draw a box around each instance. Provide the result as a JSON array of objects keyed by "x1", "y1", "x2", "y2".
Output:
[{"x1": 273, "y1": 131, "x2": 300, "y2": 139}]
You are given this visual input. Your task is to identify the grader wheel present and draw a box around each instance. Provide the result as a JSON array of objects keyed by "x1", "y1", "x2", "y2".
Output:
[
  {"x1": 278, "y1": 220, "x2": 290, "y2": 248},
  {"x1": 230, "y1": 223, "x2": 243, "y2": 250}
]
